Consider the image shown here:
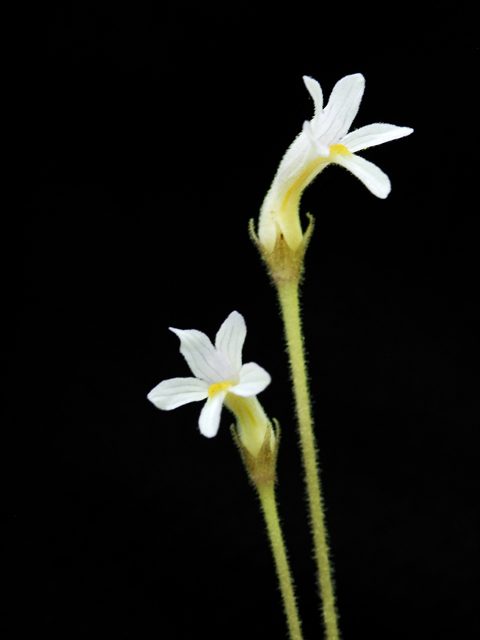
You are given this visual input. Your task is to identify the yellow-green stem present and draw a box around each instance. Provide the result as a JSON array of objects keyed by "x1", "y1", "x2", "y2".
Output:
[
  {"x1": 276, "y1": 278, "x2": 340, "y2": 640},
  {"x1": 257, "y1": 481, "x2": 304, "y2": 640}
]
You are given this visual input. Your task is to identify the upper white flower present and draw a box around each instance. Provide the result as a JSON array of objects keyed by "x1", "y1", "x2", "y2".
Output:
[
  {"x1": 147, "y1": 311, "x2": 271, "y2": 438},
  {"x1": 259, "y1": 73, "x2": 414, "y2": 252}
]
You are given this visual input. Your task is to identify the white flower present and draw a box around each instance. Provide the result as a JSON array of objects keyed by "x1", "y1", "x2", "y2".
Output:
[
  {"x1": 147, "y1": 311, "x2": 271, "y2": 438},
  {"x1": 259, "y1": 73, "x2": 414, "y2": 252}
]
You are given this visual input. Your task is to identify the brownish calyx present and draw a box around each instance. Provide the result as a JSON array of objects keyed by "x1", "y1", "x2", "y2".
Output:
[
  {"x1": 249, "y1": 215, "x2": 314, "y2": 284},
  {"x1": 231, "y1": 419, "x2": 280, "y2": 487}
]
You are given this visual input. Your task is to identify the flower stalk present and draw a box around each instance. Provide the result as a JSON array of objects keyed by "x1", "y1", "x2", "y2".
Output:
[
  {"x1": 251, "y1": 219, "x2": 340, "y2": 639},
  {"x1": 276, "y1": 275, "x2": 340, "y2": 640},
  {"x1": 231, "y1": 415, "x2": 303, "y2": 640},
  {"x1": 257, "y1": 481, "x2": 304, "y2": 640}
]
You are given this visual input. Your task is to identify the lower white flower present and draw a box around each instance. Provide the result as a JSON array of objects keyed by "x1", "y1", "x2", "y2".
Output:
[{"x1": 147, "y1": 311, "x2": 271, "y2": 438}]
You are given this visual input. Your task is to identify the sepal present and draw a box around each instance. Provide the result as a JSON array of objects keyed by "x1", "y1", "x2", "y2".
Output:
[
  {"x1": 231, "y1": 418, "x2": 280, "y2": 487},
  {"x1": 249, "y1": 214, "x2": 314, "y2": 284}
]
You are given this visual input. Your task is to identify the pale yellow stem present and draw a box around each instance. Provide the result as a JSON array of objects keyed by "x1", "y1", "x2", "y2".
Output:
[
  {"x1": 276, "y1": 278, "x2": 340, "y2": 640},
  {"x1": 257, "y1": 481, "x2": 304, "y2": 640}
]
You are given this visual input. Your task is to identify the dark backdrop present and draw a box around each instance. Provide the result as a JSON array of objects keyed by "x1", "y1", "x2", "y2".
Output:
[{"x1": 7, "y1": 3, "x2": 478, "y2": 639}]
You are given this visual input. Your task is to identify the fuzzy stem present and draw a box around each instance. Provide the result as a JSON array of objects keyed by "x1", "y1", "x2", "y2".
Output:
[
  {"x1": 276, "y1": 278, "x2": 340, "y2": 640},
  {"x1": 257, "y1": 481, "x2": 304, "y2": 640}
]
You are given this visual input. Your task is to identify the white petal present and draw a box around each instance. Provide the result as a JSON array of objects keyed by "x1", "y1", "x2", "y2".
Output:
[
  {"x1": 302, "y1": 120, "x2": 330, "y2": 157},
  {"x1": 341, "y1": 123, "x2": 414, "y2": 153},
  {"x1": 215, "y1": 311, "x2": 246, "y2": 374},
  {"x1": 169, "y1": 327, "x2": 235, "y2": 384},
  {"x1": 198, "y1": 391, "x2": 226, "y2": 438},
  {"x1": 303, "y1": 75, "x2": 323, "y2": 110},
  {"x1": 317, "y1": 73, "x2": 365, "y2": 144},
  {"x1": 333, "y1": 153, "x2": 391, "y2": 198},
  {"x1": 230, "y1": 362, "x2": 271, "y2": 397},
  {"x1": 303, "y1": 75, "x2": 323, "y2": 121},
  {"x1": 147, "y1": 377, "x2": 209, "y2": 410}
]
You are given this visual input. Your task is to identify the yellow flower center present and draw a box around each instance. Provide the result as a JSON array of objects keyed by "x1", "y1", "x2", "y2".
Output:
[
  {"x1": 208, "y1": 381, "x2": 234, "y2": 398},
  {"x1": 207, "y1": 384, "x2": 258, "y2": 432},
  {"x1": 329, "y1": 143, "x2": 351, "y2": 156}
]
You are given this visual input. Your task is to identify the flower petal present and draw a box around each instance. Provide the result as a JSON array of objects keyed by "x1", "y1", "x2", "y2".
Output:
[
  {"x1": 341, "y1": 123, "x2": 414, "y2": 153},
  {"x1": 147, "y1": 377, "x2": 209, "y2": 410},
  {"x1": 215, "y1": 311, "x2": 246, "y2": 374},
  {"x1": 198, "y1": 391, "x2": 226, "y2": 437},
  {"x1": 303, "y1": 120, "x2": 330, "y2": 158},
  {"x1": 317, "y1": 73, "x2": 365, "y2": 144},
  {"x1": 333, "y1": 153, "x2": 391, "y2": 198},
  {"x1": 303, "y1": 75, "x2": 323, "y2": 124},
  {"x1": 169, "y1": 327, "x2": 235, "y2": 384},
  {"x1": 230, "y1": 362, "x2": 271, "y2": 397}
]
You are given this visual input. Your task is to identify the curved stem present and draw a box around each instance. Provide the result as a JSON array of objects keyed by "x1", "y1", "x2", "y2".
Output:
[
  {"x1": 276, "y1": 278, "x2": 340, "y2": 640},
  {"x1": 257, "y1": 481, "x2": 304, "y2": 640}
]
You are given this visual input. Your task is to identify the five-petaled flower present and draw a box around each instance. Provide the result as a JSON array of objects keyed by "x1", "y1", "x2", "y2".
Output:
[
  {"x1": 147, "y1": 311, "x2": 271, "y2": 438},
  {"x1": 258, "y1": 73, "x2": 414, "y2": 252}
]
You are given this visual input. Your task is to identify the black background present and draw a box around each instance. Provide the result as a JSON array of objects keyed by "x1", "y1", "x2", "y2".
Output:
[{"x1": 7, "y1": 3, "x2": 478, "y2": 639}]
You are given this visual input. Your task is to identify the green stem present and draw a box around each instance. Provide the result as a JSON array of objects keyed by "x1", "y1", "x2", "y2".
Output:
[
  {"x1": 276, "y1": 278, "x2": 340, "y2": 640},
  {"x1": 257, "y1": 481, "x2": 304, "y2": 640}
]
